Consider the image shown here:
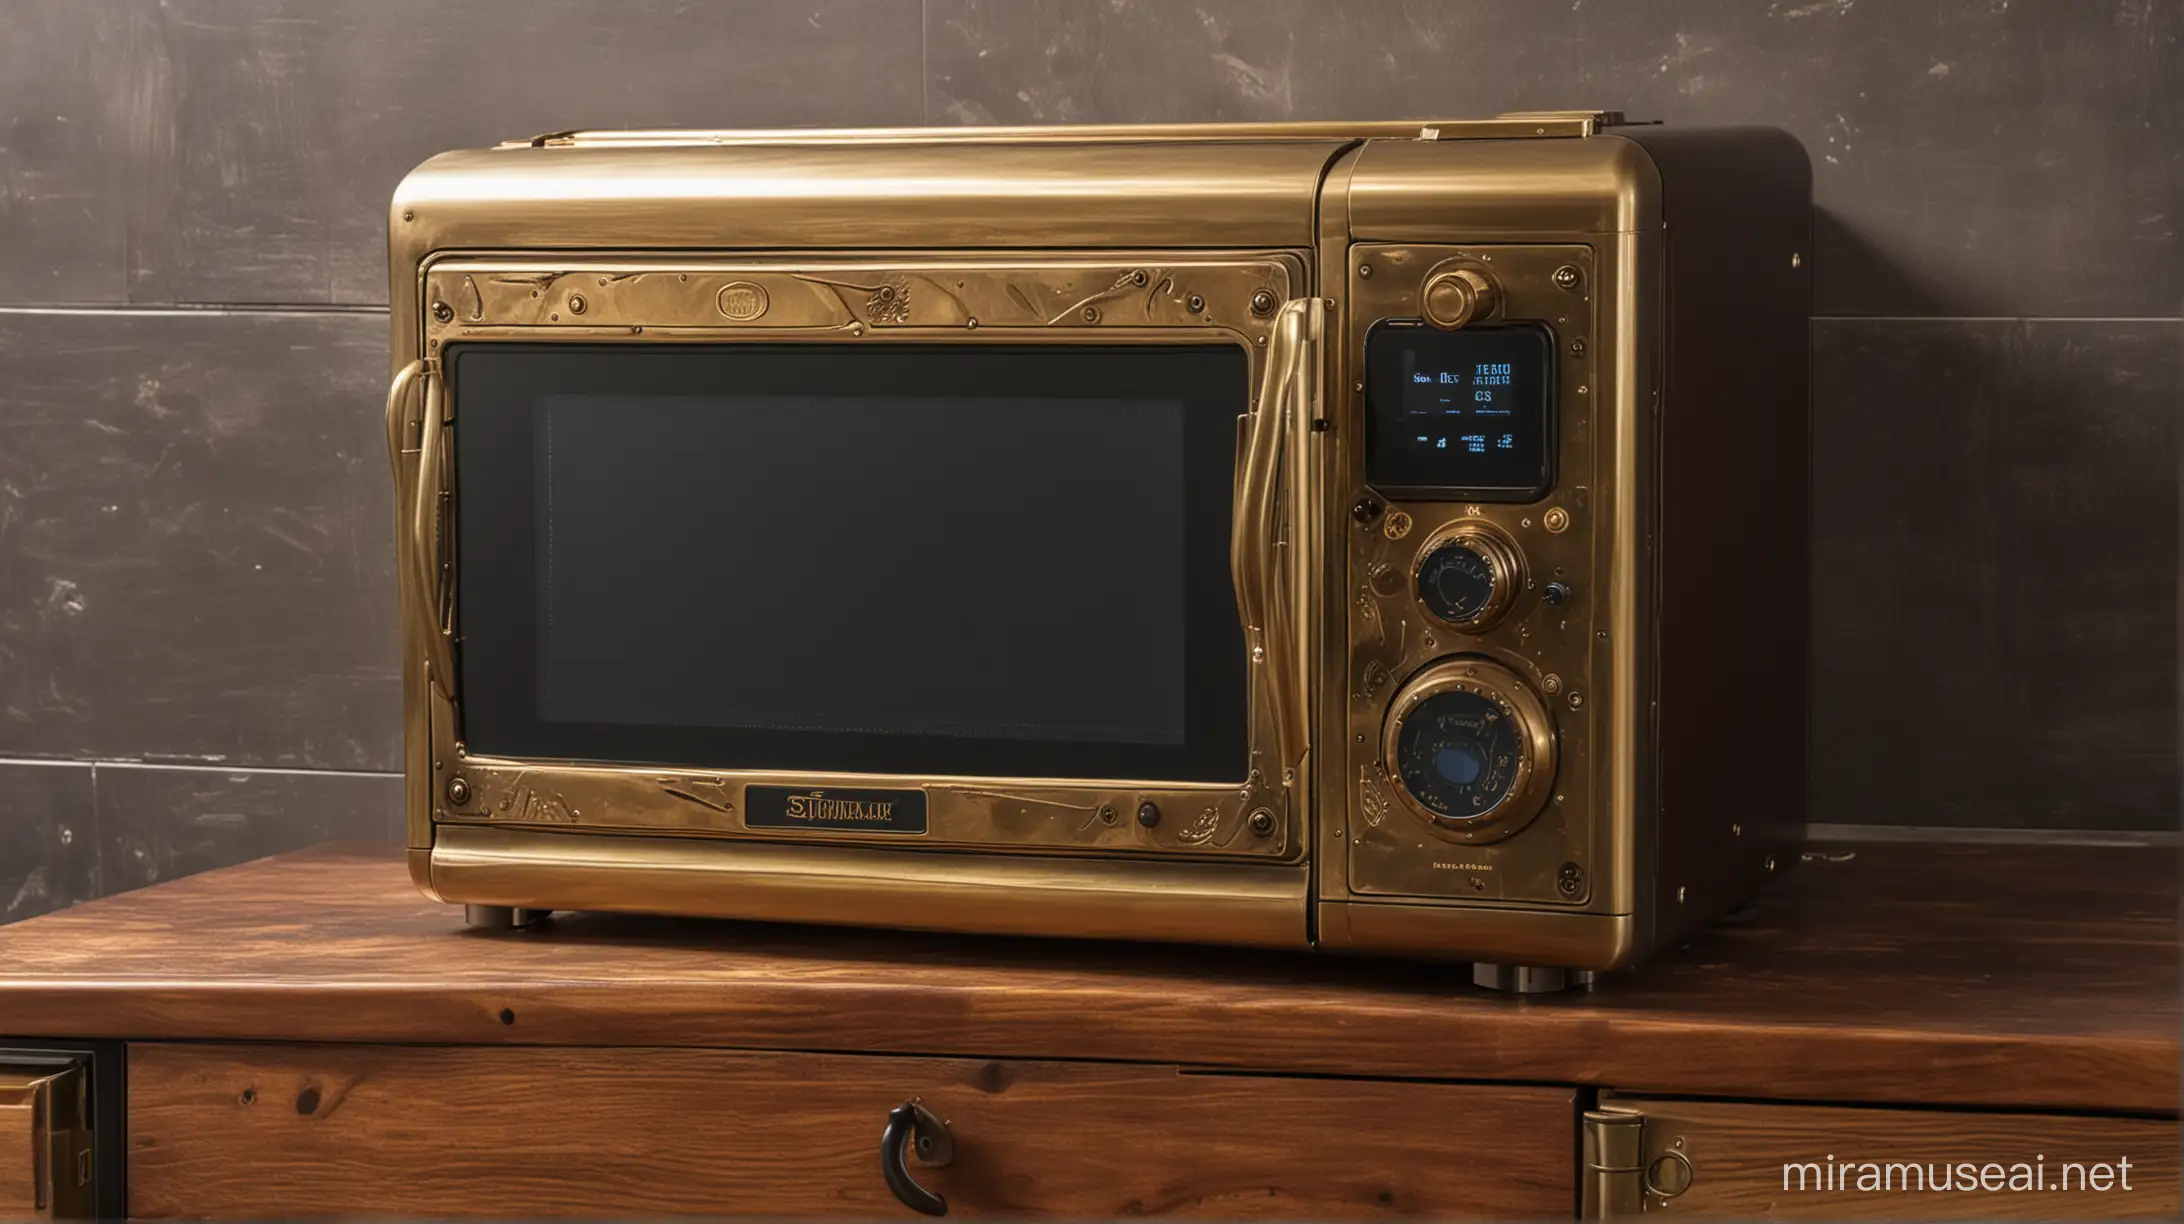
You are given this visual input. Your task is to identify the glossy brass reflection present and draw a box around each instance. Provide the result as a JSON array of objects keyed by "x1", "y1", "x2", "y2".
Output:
[
  {"x1": 1380, "y1": 657, "x2": 1557, "y2": 844},
  {"x1": 401, "y1": 254, "x2": 1310, "y2": 863},
  {"x1": 1412, "y1": 519, "x2": 1525, "y2": 633},
  {"x1": 390, "y1": 116, "x2": 1800, "y2": 968}
]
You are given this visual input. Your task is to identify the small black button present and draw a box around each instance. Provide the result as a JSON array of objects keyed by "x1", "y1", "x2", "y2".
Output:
[
  {"x1": 1136, "y1": 802, "x2": 1161, "y2": 828},
  {"x1": 1543, "y1": 581, "x2": 1574, "y2": 605}
]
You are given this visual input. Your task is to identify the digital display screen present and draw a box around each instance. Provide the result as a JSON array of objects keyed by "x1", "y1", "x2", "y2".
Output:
[{"x1": 1365, "y1": 324, "x2": 1554, "y2": 499}]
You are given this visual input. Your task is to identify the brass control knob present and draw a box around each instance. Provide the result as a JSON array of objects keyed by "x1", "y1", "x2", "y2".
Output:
[
  {"x1": 1422, "y1": 267, "x2": 1498, "y2": 330},
  {"x1": 1414, "y1": 520, "x2": 1524, "y2": 632},
  {"x1": 1382, "y1": 657, "x2": 1556, "y2": 844}
]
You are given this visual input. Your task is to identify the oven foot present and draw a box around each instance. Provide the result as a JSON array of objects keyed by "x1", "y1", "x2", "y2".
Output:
[
  {"x1": 463, "y1": 904, "x2": 552, "y2": 930},
  {"x1": 1472, "y1": 963, "x2": 1592, "y2": 994}
]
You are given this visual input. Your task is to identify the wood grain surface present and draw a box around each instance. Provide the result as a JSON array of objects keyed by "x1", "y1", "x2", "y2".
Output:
[
  {"x1": 126, "y1": 1043, "x2": 1573, "y2": 1219},
  {"x1": 0, "y1": 841, "x2": 2173, "y2": 1113},
  {"x1": 1606, "y1": 1094, "x2": 2178, "y2": 1219},
  {"x1": 0, "y1": 1093, "x2": 35, "y2": 1216}
]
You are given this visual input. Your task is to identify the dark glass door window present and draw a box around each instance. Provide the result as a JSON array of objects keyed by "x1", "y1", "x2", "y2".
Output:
[{"x1": 450, "y1": 343, "x2": 1251, "y2": 782}]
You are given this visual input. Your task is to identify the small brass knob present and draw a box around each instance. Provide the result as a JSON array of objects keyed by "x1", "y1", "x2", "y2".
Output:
[{"x1": 1422, "y1": 267, "x2": 1497, "y2": 330}]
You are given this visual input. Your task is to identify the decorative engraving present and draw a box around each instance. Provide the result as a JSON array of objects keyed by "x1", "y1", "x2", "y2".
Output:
[
  {"x1": 959, "y1": 789, "x2": 1104, "y2": 833},
  {"x1": 1048, "y1": 269, "x2": 1153, "y2": 326},
  {"x1": 716, "y1": 280, "x2": 770, "y2": 321},
  {"x1": 461, "y1": 275, "x2": 484, "y2": 321},
  {"x1": 1359, "y1": 766, "x2": 1390, "y2": 828},
  {"x1": 485, "y1": 774, "x2": 576, "y2": 823},
  {"x1": 1176, "y1": 806, "x2": 1224, "y2": 845},
  {"x1": 793, "y1": 273, "x2": 920, "y2": 324},
  {"x1": 661, "y1": 777, "x2": 737, "y2": 814}
]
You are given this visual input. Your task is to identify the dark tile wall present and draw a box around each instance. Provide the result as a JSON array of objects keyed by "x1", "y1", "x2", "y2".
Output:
[{"x1": 0, "y1": 0, "x2": 2174, "y2": 922}]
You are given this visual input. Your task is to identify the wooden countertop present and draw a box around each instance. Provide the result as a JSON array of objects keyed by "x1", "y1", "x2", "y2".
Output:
[{"x1": 0, "y1": 840, "x2": 2171, "y2": 1114}]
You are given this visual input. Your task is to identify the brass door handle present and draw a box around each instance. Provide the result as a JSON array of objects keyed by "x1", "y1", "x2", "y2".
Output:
[
  {"x1": 383, "y1": 359, "x2": 457, "y2": 699},
  {"x1": 1230, "y1": 296, "x2": 1324, "y2": 779},
  {"x1": 879, "y1": 1099, "x2": 952, "y2": 1216}
]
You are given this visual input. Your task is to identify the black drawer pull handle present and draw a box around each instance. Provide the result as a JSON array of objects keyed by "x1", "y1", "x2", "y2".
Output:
[{"x1": 881, "y1": 1099, "x2": 953, "y2": 1216}]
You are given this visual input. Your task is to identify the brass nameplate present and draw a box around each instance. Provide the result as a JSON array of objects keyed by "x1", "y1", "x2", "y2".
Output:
[{"x1": 746, "y1": 786, "x2": 928, "y2": 835}]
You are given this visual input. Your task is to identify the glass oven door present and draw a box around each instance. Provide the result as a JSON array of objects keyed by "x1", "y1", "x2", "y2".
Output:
[{"x1": 390, "y1": 256, "x2": 1320, "y2": 860}]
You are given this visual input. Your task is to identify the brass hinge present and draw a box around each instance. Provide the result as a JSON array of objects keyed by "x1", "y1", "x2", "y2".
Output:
[
  {"x1": 1583, "y1": 1104, "x2": 1697, "y2": 1218},
  {"x1": 1582, "y1": 1107, "x2": 1649, "y2": 1219}
]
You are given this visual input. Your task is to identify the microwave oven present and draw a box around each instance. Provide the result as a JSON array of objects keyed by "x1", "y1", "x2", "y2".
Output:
[{"x1": 385, "y1": 112, "x2": 1809, "y2": 989}]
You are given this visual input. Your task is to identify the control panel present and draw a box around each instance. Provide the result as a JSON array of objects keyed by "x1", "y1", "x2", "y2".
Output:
[{"x1": 1340, "y1": 244, "x2": 1603, "y2": 909}]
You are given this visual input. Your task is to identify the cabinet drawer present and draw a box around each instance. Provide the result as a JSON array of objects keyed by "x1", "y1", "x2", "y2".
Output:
[
  {"x1": 1595, "y1": 1094, "x2": 2178, "y2": 1219},
  {"x1": 128, "y1": 1043, "x2": 1574, "y2": 1218}
]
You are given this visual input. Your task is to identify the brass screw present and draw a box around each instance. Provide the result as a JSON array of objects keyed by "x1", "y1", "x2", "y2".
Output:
[
  {"x1": 1568, "y1": 691, "x2": 1585, "y2": 710},
  {"x1": 567, "y1": 294, "x2": 587, "y2": 315},
  {"x1": 1543, "y1": 507, "x2": 1570, "y2": 533},
  {"x1": 1357, "y1": 263, "x2": 1374, "y2": 279},
  {"x1": 1542, "y1": 673, "x2": 1562, "y2": 695},
  {"x1": 1571, "y1": 338, "x2": 1587, "y2": 356},
  {"x1": 1082, "y1": 305, "x2": 1100, "y2": 322},
  {"x1": 1186, "y1": 293, "x2": 1205, "y2": 312},
  {"x1": 1250, "y1": 289, "x2": 1278, "y2": 316},
  {"x1": 1552, "y1": 265, "x2": 1582, "y2": 291},
  {"x1": 1130, "y1": 269, "x2": 1149, "y2": 286},
  {"x1": 1382, "y1": 510, "x2": 1412, "y2": 540},
  {"x1": 1248, "y1": 809, "x2": 1276, "y2": 837},
  {"x1": 401, "y1": 210, "x2": 414, "y2": 222},
  {"x1": 446, "y1": 776, "x2": 471, "y2": 805},
  {"x1": 430, "y1": 301, "x2": 453, "y2": 323},
  {"x1": 1098, "y1": 804, "x2": 1117, "y2": 825}
]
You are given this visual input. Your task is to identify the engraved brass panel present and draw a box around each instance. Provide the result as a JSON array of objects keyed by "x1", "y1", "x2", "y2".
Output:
[
  {"x1": 401, "y1": 254, "x2": 1312, "y2": 861},
  {"x1": 1341, "y1": 242, "x2": 1617, "y2": 908}
]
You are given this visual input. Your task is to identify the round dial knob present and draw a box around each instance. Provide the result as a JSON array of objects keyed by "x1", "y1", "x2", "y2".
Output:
[
  {"x1": 1382, "y1": 657, "x2": 1556, "y2": 843},
  {"x1": 1422, "y1": 267, "x2": 1498, "y2": 330},
  {"x1": 1414, "y1": 522, "x2": 1524, "y2": 631}
]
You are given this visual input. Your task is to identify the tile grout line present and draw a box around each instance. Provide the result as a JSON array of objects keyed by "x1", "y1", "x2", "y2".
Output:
[{"x1": 0, "y1": 756, "x2": 397, "y2": 780}]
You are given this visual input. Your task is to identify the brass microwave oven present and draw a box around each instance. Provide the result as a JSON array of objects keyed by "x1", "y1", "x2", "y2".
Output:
[{"x1": 385, "y1": 112, "x2": 1809, "y2": 988}]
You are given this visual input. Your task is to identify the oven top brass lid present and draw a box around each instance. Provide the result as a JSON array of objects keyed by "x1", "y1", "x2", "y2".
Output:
[{"x1": 501, "y1": 112, "x2": 1628, "y2": 150}]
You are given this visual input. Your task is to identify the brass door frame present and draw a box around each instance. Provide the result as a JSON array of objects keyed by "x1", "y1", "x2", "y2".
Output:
[{"x1": 390, "y1": 253, "x2": 1325, "y2": 868}]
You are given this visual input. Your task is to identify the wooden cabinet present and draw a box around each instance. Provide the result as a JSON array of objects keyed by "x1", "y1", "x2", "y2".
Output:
[
  {"x1": 1590, "y1": 1095, "x2": 2177, "y2": 1219},
  {"x1": 127, "y1": 1043, "x2": 1574, "y2": 1218},
  {"x1": 0, "y1": 841, "x2": 2174, "y2": 1220}
]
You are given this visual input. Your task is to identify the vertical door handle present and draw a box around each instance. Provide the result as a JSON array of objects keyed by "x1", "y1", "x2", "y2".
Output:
[
  {"x1": 1231, "y1": 296, "x2": 1325, "y2": 780},
  {"x1": 384, "y1": 359, "x2": 457, "y2": 699}
]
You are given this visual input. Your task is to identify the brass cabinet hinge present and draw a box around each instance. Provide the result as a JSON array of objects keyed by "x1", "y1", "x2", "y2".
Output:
[
  {"x1": 1582, "y1": 1107, "x2": 1649, "y2": 1219},
  {"x1": 1582, "y1": 1105, "x2": 1696, "y2": 1219}
]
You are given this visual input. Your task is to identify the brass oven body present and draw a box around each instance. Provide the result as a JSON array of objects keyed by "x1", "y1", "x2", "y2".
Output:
[{"x1": 388, "y1": 114, "x2": 1809, "y2": 970}]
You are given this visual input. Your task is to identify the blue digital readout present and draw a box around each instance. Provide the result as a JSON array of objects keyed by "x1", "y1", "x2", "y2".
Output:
[{"x1": 1367, "y1": 325, "x2": 1552, "y2": 496}]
